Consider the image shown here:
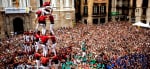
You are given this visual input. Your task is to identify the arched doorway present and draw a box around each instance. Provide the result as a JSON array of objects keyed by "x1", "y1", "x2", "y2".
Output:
[{"x1": 13, "y1": 17, "x2": 24, "y2": 34}]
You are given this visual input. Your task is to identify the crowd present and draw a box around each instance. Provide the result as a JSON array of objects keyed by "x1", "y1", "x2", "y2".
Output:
[
  {"x1": 0, "y1": 1, "x2": 150, "y2": 69},
  {"x1": 0, "y1": 21, "x2": 150, "y2": 69}
]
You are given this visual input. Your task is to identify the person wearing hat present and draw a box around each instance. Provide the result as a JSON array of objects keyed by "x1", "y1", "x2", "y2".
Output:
[
  {"x1": 42, "y1": 1, "x2": 55, "y2": 35},
  {"x1": 35, "y1": 1, "x2": 52, "y2": 34}
]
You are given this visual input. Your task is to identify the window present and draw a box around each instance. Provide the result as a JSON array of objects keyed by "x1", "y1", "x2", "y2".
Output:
[
  {"x1": 12, "y1": 0, "x2": 19, "y2": 7},
  {"x1": 0, "y1": 0, "x2": 2, "y2": 7},
  {"x1": 100, "y1": 18, "x2": 105, "y2": 24},
  {"x1": 132, "y1": 0, "x2": 136, "y2": 8},
  {"x1": 93, "y1": 5, "x2": 99, "y2": 15},
  {"x1": 100, "y1": 5, "x2": 106, "y2": 14},
  {"x1": 51, "y1": 0, "x2": 57, "y2": 7},
  {"x1": 64, "y1": 0, "x2": 70, "y2": 7},
  {"x1": 84, "y1": 0, "x2": 87, "y2": 5},
  {"x1": 142, "y1": 0, "x2": 148, "y2": 8},
  {"x1": 1, "y1": 0, "x2": 30, "y2": 8},
  {"x1": 40, "y1": 0, "x2": 43, "y2": 7},
  {"x1": 123, "y1": 0, "x2": 129, "y2": 7},
  {"x1": 118, "y1": 0, "x2": 122, "y2": 7},
  {"x1": 142, "y1": 8, "x2": 147, "y2": 15},
  {"x1": 19, "y1": 0, "x2": 26, "y2": 7},
  {"x1": 66, "y1": 13, "x2": 71, "y2": 19},
  {"x1": 26, "y1": 0, "x2": 30, "y2": 7},
  {"x1": 84, "y1": 19, "x2": 87, "y2": 24},
  {"x1": 93, "y1": 19, "x2": 98, "y2": 24},
  {"x1": 83, "y1": 6, "x2": 88, "y2": 16}
]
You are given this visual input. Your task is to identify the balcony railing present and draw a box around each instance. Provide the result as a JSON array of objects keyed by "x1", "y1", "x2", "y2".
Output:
[
  {"x1": 92, "y1": 13, "x2": 107, "y2": 17},
  {"x1": 83, "y1": 13, "x2": 88, "y2": 17},
  {"x1": 4, "y1": 7, "x2": 32, "y2": 14}
]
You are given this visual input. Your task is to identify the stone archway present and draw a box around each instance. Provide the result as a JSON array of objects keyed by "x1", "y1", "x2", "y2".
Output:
[{"x1": 13, "y1": 17, "x2": 24, "y2": 34}]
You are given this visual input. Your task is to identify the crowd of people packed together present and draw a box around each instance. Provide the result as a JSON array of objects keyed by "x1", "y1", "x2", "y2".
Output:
[
  {"x1": 0, "y1": 1, "x2": 150, "y2": 69},
  {"x1": 0, "y1": 21, "x2": 150, "y2": 69}
]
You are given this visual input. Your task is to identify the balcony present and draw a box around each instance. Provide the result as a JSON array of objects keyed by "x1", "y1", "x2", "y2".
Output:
[
  {"x1": 83, "y1": 13, "x2": 88, "y2": 17},
  {"x1": 94, "y1": 0, "x2": 106, "y2": 3},
  {"x1": 4, "y1": 7, "x2": 32, "y2": 14},
  {"x1": 116, "y1": 5, "x2": 121, "y2": 9},
  {"x1": 92, "y1": 13, "x2": 107, "y2": 17}
]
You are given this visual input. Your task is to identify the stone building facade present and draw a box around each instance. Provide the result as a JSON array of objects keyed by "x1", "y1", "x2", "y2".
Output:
[
  {"x1": 80, "y1": 0, "x2": 108, "y2": 25},
  {"x1": 0, "y1": 0, "x2": 75, "y2": 38},
  {"x1": 109, "y1": 0, "x2": 150, "y2": 23},
  {"x1": 79, "y1": 0, "x2": 150, "y2": 25}
]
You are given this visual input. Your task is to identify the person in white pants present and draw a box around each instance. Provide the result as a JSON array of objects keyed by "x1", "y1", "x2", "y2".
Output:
[
  {"x1": 34, "y1": 50, "x2": 41, "y2": 69},
  {"x1": 35, "y1": 6, "x2": 50, "y2": 35},
  {"x1": 41, "y1": 44, "x2": 48, "y2": 57},
  {"x1": 49, "y1": 32, "x2": 57, "y2": 56},
  {"x1": 35, "y1": 14, "x2": 47, "y2": 35},
  {"x1": 39, "y1": 33, "x2": 50, "y2": 57}
]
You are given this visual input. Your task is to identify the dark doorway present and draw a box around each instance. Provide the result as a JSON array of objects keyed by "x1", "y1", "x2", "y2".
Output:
[
  {"x1": 13, "y1": 17, "x2": 24, "y2": 34},
  {"x1": 100, "y1": 18, "x2": 105, "y2": 24},
  {"x1": 93, "y1": 19, "x2": 98, "y2": 24},
  {"x1": 84, "y1": 19, "x2": 87, "y2": 24},
  {"x1": 75, "y1": 0, "x2": 82, "y2": 22}
]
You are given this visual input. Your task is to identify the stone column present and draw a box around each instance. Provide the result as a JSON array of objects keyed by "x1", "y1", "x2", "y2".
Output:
[
  {"x1": 135, "y1": 0, "x2": 142, "y2": 22},
  {"x1": 72, "y1": 0, "x2": 74, "y2": 9},
  {"x1": 146, "y1": 0, "x2": 150, "y2": 24},
  {"x1": 27, "y1": 0, "x2": 30, "y2": 7},
  {"x1": 8, "y1": 16, "x2": 12, "y2": 34},
  {"x1": 87, "y1": 0, "x2": 93, "y2": 25},
  {"x1": 111, "y1": 0, "x2": 117, "y2": 21},
  {"x1": 129, "y1": 0, "x2": 133, "y2": 22},
  {"x1": 2, "y1": 0, "x2": 4, "y2": 7},
  {"x1": 81, "y1": 0, "x2": 84, "y2": 16},
  {"x1": 9, "y1": 0, "x2": 12, "y2": 7},
  {"x1": 0, "y1": 13, "x2": 4, "y2": 38},
  {"x1": 5, "y1": 0, "x2": 8, "y2": 7},
  {"x1": 60, "y1": 0, "x2": 63, "y2": 10},
  {"x1": 105, "y1": 0, "x2": 108, "y2": 23}
]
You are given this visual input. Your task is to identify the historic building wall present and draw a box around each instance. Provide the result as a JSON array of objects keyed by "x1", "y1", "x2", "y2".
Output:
[{"x1": 0, "y1": 0, "x2": 75, "y2": 38}]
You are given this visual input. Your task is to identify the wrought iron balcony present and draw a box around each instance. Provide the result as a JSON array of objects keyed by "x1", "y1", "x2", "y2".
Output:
[{"x1": 4, "y1": 7, "x2": 32, "y2": 14}]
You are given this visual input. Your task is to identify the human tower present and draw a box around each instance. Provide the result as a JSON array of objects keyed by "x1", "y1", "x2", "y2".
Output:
[{"x1": 23, "y1": 1, "x2": 57, "y2": 69}]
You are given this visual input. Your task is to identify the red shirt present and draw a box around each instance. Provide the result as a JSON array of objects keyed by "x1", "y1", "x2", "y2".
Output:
[
  {"x1": 49, "y1": 15, "x2": 54, "y2": 23},
  {"x1": 52, "y1": 55, "x2": 58, "y2": 60},
  {"x1": 35, "y1": 34, "x2": 40, "y2": 39},
  {"x1": 41, "y1": 57, "x2": 49, "y2": 65},
  {"x1": 38, "y1": 15, "x2": 47, "y2": 23},
  {"x1": 34, "y1": 53, "x2": 41, "y2": 60},
  {"x1": 39, "y1": 35, "x2": 49, "y2": 44}
]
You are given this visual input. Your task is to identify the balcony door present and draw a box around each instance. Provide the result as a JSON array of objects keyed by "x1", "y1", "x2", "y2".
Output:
[{"x1": 13, "y1": 17, "x2": 24, "y2": 34}]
